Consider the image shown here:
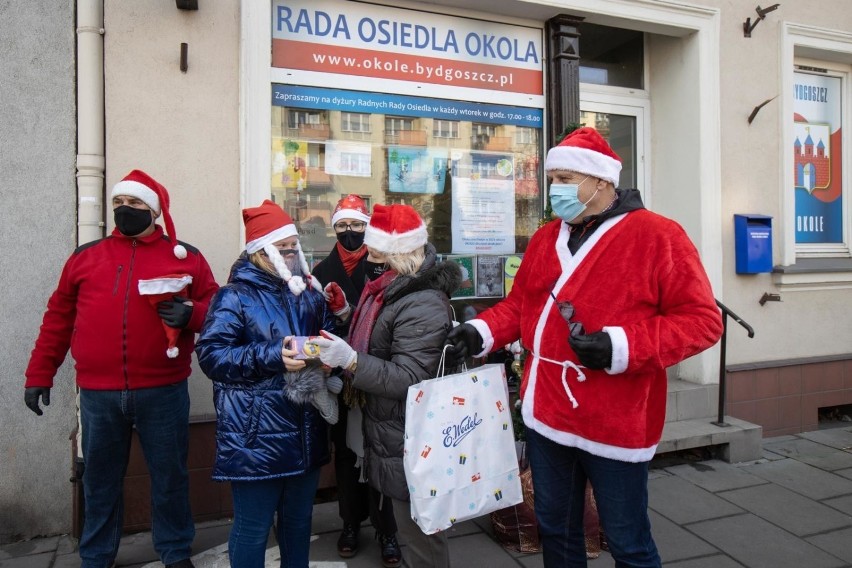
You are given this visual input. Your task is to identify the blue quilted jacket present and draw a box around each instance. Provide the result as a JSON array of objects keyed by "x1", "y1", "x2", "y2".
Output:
[{"x1": 196, "y1": 255, "x2": 335, "y2": 481}]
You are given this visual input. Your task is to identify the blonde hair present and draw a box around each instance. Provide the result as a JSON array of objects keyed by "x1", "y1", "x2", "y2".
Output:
[
  {"x1": 248, "y1": 251, "x2": 279, "y2": 278},
  {"x1": 385, "y1": 246, "x2": 426, "y2": 276}
]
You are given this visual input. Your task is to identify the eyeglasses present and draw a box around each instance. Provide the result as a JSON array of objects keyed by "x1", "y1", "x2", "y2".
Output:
[
  {"x1": 550, "y1": 292, "x2": 585, "y2": 338},
  {"x1": 333, "y1": 221, "x2": 367, "y2": 233}
]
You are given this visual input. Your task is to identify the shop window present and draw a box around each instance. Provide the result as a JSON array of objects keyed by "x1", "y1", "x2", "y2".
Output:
[
  {"x1": 578, "y1": 23, "x2": 644, "y2": 89},
  {"x1": 791, "y1": 65, "x2": 847, "y2": 253},
  {"x1": 775, "y1": 23, "x2": 852, "y2": 289},
  {"x1": 267, "y1": 0, "x2": 546, "y2": 299},
  {"x1": 270, "y1": 85, "x2": 544, "y2": 265}
]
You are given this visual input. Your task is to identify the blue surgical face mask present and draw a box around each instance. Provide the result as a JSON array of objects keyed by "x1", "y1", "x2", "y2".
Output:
[{"x1": 549, "y1": 177, "x2": 597, "y2": 222}]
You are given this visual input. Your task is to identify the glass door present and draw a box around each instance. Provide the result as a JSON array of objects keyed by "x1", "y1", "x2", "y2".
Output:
[{"x1": 579, "y1": 98, "x2": 649, "y2": 201}]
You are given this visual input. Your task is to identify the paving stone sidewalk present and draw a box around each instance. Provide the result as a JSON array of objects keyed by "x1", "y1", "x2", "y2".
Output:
[{"x1": 3, "y1": 427, "x2": 852, "y2": 567}]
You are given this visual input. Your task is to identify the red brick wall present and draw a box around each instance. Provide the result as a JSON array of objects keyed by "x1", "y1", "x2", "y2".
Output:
[{"x1": 726, "y1": 357, "x2": 852, "y2": 437}]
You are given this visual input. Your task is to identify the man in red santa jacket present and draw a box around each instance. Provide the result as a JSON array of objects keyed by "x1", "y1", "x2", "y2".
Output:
[
  {"x1": 23, "y1": 169, "x2": 219, "y2": 568},
  {"x1": 447, "y1": 127, "x2": 722, "y2": 567}
]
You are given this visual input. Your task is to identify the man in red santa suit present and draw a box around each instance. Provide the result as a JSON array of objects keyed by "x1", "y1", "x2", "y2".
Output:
[{"x1": 446, "y1": 127, "x2": 723, "y2": 568}]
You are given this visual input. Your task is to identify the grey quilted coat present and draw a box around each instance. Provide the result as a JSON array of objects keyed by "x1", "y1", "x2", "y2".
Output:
[{"x1": 350, "y1": 244, "x2": 461, "y2": 501}]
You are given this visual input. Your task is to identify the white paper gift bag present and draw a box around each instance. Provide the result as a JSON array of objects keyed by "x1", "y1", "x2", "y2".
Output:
[{"x1": 404, "y1": 362, "x2": 523, "y2": 534}]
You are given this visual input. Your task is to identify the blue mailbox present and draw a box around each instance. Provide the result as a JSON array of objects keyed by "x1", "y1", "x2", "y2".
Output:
[{"x1": 734, "y1": 214, "x2": 773, "y2": 274}]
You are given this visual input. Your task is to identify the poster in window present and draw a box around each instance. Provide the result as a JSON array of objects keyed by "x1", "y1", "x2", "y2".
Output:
[
  {"x1": 792, "y1": 72, "x2": 843, "y2": 244},
  {"x1": 448, "y1": 256, "x2": 475, "y2": 298},
  {"x1": 450, "y1": 151, "x2": 516, "y2": 254},
  {"x1": 325, "y1": 140, "x2": 372, "y2": 177},
  {"x1": 388, "y1": 147, "x2": 447, "y2": 194},
  {"x1": 272, "y1": 138, "x2": 308, "y2": 192},
  {"x1": 476, "y1": 256, "x2": 504, "y2": 297},
  {"x1": 503, "y1": 255, "x2": 522, "y2": 295}
]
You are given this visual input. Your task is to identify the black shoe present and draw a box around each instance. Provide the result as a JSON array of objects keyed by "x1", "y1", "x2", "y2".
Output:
[
  {"x1": 378, "y1": 532, "x2": 402, "y2": 568},
  {"x1": 337, "y1": 523, "x2": 360, "y2": 558},
  {"x1": 165, "y1": 560, "x2": 195, "y2": 568}
]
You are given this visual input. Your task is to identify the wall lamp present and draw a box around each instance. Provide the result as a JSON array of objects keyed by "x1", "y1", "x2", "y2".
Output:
[{"x1": 176, "y1": 0, "x2": 198, "y2": 10}]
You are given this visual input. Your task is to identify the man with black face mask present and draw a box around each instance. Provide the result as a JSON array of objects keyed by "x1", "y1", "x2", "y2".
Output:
[
  {"x1": 23, "y1": 170, "x2": 218, "y2": 568},
  {"x1": 312, "y1": 195, "x2": 400, "y2": 567}
]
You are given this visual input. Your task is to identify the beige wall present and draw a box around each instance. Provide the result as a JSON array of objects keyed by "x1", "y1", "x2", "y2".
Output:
[
  {"x1": 104, "y1": 0, "x2": 852, "y2": 377},
  {"x1": 707, "y1": 0, "x2": 852, "y2": 365},
  {"x1": 105, "y1": 0, "x2": 241, "y2": 415}
]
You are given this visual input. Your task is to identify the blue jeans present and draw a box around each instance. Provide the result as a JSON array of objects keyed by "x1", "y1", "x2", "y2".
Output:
[
  {"x1": 229, "y1": 469, "x2": 321, "y2": 568},
  {"x1": 526, "y1": 429, "x2": 661, "y2": 568},
  {"x1": 79, "y1": 383, "x2": 194, "y2": 568}
]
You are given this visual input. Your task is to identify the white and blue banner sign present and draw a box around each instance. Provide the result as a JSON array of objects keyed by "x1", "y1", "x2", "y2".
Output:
[{"x1": 272, "y1": 84, "x2": 543, "y2": 128}]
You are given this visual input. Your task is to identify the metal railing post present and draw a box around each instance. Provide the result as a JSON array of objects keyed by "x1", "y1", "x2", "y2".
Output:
[{"x1": 713, "y1": 300, "x2": 755, "y2": 428}]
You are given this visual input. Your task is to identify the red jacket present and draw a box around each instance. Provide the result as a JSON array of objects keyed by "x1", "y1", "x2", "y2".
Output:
[
  {"x1": 472, "y1": 211, "x2": 722, "y2": 462},
  {"x1": 25, "y1": 226, "x2": 219, "y2": 390}
]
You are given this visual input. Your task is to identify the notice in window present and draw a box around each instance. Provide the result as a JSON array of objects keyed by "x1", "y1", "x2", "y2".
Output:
[{"x1": 451, "y1": 151, "x2": 516, "y2": 254}]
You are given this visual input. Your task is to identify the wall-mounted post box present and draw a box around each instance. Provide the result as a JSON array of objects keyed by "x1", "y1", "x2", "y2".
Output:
[{"x1": 734, "y1": 214, "x2": 773, "y2": 274}]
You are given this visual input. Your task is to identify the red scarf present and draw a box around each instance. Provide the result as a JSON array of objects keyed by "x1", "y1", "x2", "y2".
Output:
[
  {"x1": 337, "y1": 242, "x2": 368, "y2": 276},
  {"x1": 342, "y1": 269, "x2": 397, "y2": 407}
]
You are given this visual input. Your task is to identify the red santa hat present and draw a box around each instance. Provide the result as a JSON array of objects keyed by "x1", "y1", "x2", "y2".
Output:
[
  {"x1": 111, "y1": 170, "x2": 187, "y2": 259},
  {"x1": 544, "y1": 127, "x2": 622, "y2": 187},
  {"x1": 137, "y1": 274, "x2": 193, "y2": 358},
  {"x1": 364, "y1": 204, "x2": 427, "y2": 255},
  {"x1": 331, "y1": 194, "x2": 371, "y2": 226},
  {"x1": 242, "y1": 199, "x2": 322, "y2": 295}
]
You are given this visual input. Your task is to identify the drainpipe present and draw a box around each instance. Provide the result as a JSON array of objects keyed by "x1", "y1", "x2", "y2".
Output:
[
  {"x1": 72, "y1": 0, "x2": 105, "y2": 539},
  {"x1": 76, "y1": 0, "x2": 105, "y2": 246}
]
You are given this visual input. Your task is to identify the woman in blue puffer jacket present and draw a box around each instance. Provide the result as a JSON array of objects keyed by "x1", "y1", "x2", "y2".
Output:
[{"x1": 196, "y1": 200, "x2": 338, "y2": 568}]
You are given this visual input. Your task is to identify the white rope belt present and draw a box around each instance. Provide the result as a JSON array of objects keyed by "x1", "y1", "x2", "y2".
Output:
[{"x1": 530, "y1": 351, "x2": 586, "y2": 409}]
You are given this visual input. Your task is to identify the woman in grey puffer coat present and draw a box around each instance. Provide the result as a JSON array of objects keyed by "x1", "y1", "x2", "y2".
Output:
[{"x1": 310, "y1": 204, "x2": 461, "y2": 568}]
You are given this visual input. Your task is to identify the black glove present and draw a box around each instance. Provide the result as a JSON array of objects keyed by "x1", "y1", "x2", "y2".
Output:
[
  {"x1": 445, "y1": 323, "x2": 484, "y2": 366},
  {"x1": 25, "y1": 387, "x2": 51, "y2": 416},
  {"x1": 568, "y1": 331, "x2": 613, "y2": 370},
  {"x1": 157, "y1": 295, "x2": 193, "y2": 328}
]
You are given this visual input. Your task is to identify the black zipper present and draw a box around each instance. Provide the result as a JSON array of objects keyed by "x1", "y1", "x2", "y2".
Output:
[{"x1": 122, "y1": 241, "x2": 137, "y2": 390}]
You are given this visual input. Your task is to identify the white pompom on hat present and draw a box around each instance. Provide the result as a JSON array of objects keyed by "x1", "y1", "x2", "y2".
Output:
[
  {"x1": 331, "y1": 194, "x2": 371, "y2": 226},
  {"x1": 544, "y1": 127, "x2": 623, "y2": 187},
  {"x1": 111, "y1": 169, "x2": 187, "y2": 259},
  {"x1": 242, "y1": 199, "x2": 322, "y2": 295},
  {"x1": 364, "y1": 204, "x2": 427, "y2": 255}
]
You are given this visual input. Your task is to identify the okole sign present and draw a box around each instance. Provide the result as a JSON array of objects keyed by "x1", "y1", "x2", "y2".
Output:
[{"x1": 272, "y1": 0, "x2": 543, "y2": 98}]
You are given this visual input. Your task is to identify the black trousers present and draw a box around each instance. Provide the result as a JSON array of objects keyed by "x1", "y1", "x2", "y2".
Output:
[{"x1": 331, "y1": 397, "x2": 397, "y2": 534}]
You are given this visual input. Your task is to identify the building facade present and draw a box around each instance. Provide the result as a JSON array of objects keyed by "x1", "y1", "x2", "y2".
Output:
[{"x1": 2, "y1": 0, "x2": 851, "y2": 541}]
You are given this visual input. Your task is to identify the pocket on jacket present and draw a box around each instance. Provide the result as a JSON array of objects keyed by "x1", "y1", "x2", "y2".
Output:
[{"x1": 243, "y1": 392, "x2": 266, "y2": 448}]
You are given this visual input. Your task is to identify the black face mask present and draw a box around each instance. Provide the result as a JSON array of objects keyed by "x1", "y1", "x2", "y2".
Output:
[
  {"x1": 114, "y1": 206, "x2": 154, "y2": 236},
  {"x1": 364, "y1": 260, "x2": 388, "y2": 281},
  {"x1": 337, "y1": 230, "x2": 365, "y2": 251}
]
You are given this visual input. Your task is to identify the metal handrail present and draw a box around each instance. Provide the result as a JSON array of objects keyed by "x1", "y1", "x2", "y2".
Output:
[{"x1": 713, "y1": 299, "x2": 755, "y2": 426}]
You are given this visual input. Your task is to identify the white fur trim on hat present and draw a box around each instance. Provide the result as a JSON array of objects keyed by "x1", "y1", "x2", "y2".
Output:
[
  {"x1": 245, "y1": 224, "x2": 298, "y2": 254},
  {"x1": 332, "y1": 208, "x2": 370, "y2": 226},
  {"x1": 111, "y1": 180, "x2": 161, "y2": 213},
  {"x1": 544, "y1": 146, "x2": 622, "y2": 187},
  {"x1": 137, "y1": 275, "x2": 193, "y2": 295},
  {"x1": 364, "y1": 223, "x2": 427, "y2": 255}
]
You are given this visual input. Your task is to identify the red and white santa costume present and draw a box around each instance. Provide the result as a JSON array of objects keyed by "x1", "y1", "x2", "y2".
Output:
[{"x1": 469, "y1": 129, "x2": 723, "y2": 463}]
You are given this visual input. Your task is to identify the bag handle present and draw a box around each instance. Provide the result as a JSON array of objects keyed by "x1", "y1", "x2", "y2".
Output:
[{"x1": 437, "y1": 344, "x2": 467, "y2": 378}]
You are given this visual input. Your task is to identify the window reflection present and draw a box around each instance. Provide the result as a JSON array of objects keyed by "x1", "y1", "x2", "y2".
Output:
[{"x1": 271, "y1": 97, "x2": 543, "y2": 258}]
